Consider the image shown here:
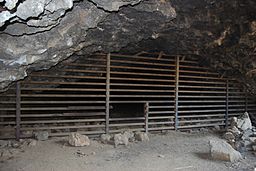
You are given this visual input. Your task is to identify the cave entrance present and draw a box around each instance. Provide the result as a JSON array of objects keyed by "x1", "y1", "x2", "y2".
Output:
[{"x1": 109, "y1": 103, "x2": 145, "y2": 132}]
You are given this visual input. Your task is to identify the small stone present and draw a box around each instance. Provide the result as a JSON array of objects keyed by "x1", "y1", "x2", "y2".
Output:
[
  {"x1": 248, "y1": 137, "x2": 256, "y2": 144},
  {"x1": 199, "y1": 128, "x2": 209, "y2": 133},
  {"x1": 113, "y1": 133, "x2": 129, "y2": 147},
  {"x1": 91, "y1": 151, "x2": 96, "y2": 155},
  {"x1": 100, "y1": 134, "x2": 112, "y2": 144},
  {"x1": 28, "y1": 140, "x2": 37, "y2": 146},
  {"x1": 123, "y1": 130, "x2": 135, "y2": 142},
  {"x1": 230, "y1": 117, "x2": 238, "y2": 128},
  {"x1": 34, "y1": 131, "x2": 49, "y2": 141},
  {"x1": 134, "y1": 132, "x2": 149, "y2": 142},
  {"x1": 213, "y1": 125, "x2": 221, "y2": 131},
  {"x1": 0, "y1": 149, "x2": 13, "y2": 161},
  {"x1": 11, "y1": 141, "x2": 20, "y2": 148},
  {"x1": 0, "y1": 140, "x2": 9, "y2": 148},
  {"x1": 68, "y1": 132, "x2": 90, "y2": 147},
  {"x1": 209, "y1": 139, "x2": 242, "y2": 162},
  {"x1": 158, "y1": 154, "x2": 165, "y2": 158},
  {"x1": 223, "y1": 132, "x2": 235, "y2": 142}
]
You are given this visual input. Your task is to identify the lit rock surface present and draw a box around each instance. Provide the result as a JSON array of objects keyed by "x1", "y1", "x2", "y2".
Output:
[
  {"x1": 0, "y1": 0, "x2": 176, "y2": 90},
  {"x1": 0, "y1": 0, "x2": 255, "y2": 93}
]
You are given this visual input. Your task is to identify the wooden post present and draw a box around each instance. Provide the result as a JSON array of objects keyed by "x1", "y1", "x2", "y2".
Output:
[
  {"x1": 174, "y1": 56, "x2": 180, "y2": 131},
  {"x1": 225, "y1": 80, "x2": 229, "y2": 129},
  {"x1": 105, "y1": 53, "x2": 110, "y2": 134},
  {"x1": 245, "y1": 87, "x2": 248, "y2": 112},
  {"x1": 16, "y1": 82, "x2": 21, "y2": 140},
  {"x1": 144, "y1": 102, "x2": 149, "y2": 133}
]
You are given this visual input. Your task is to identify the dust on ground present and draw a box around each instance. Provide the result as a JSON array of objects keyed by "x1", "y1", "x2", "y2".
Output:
[{"x1": 0, "y1": 131, "x2": 255, "y2": 171}]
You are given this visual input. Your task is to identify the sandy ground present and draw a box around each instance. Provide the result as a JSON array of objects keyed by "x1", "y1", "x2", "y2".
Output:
[{"x1": 0, "y1": 131, "x2": 255, "y2": 171}]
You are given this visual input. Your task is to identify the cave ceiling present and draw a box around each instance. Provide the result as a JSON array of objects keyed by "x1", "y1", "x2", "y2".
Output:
[{"x1": 0, "y1": 0, "x2": 255, "y2": 92}]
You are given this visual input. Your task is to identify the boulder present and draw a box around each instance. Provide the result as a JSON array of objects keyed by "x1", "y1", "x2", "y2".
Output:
[
  {"x1": 123, "y1": 130, "x2": 135, "y2": 142},
  {"x1": 237, "y1": 112, "x2": 252, "y2": 131},
  {"x1": 252, "y1": 145, "x2": 256, "y2": 151},
  {"x1": 34, "y1": 131, "x2": 49, "y2": 141},
  {"x1": 100, "y1": 134, "x2": 112, "y2": 144},
  {"x1": 68, "y1": 132, "x2": 90, "y2": 147},
  {"x1": 113, "y1": 133, "x2": 129, "y2": 147},
  {"x1": 134, "y1": 132, "x2": 149, "y2": 142},
  {"x1": 223, "y1": 132, "x2": 235, "y2": 142},
  {"x1": 209, "y1": 139, "x2": 242, "y2": 162}
]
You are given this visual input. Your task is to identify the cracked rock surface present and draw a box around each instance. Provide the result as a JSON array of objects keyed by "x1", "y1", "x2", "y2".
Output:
[
  {"x1": 0, "y1": 0, "x2": 175, "y2": 90},
  {"x1": 0, "y1": 0, "x2": 255, "y2": 93}
]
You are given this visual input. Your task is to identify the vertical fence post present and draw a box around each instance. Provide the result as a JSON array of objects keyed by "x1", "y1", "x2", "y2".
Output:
[
  {"x1": 225, "y1": 80, "x2": 229, "y2": 129},
  {"x1": 16, "y1": 82, "x2": 21, "y2": 140},
  {"x1": 174, "y1": 56, "x2": 180, "y2": 131},
  {"x1": 144, "y1": 102, "x2": 149, "y2": 133},
  {"x1": 245, "y1": 87, "x2": 248, "y2": 112},
  {"x1": 106, "y1": 53, "x2": 110, "y2": 134}
]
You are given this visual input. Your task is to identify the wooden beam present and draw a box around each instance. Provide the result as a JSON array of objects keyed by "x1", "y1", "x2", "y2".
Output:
[
  {"x1": 144, "y1": 102, "x2": 149, "y2": 133},
  {"x1": 15, "y1": 82, "x2": 21, "y2": 140},
  {"x1": 174, "y1": 56, "x2": 180, "y2": 131},
  {"x1": 225, "y1": 80, "x2": 229, "y2": 129},
  {"x1": 105, "y1": 53, "x2": 110, "y2": 134}
]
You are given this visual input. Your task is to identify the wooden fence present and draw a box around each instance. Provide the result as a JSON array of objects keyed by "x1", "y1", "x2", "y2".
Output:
[{"x1": 0, "y1": 52, "x2": 255, "y2": 139}]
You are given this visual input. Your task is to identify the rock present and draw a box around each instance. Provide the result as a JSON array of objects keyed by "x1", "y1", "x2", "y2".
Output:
[
  {"x1": 252, "y1": 145, "x2": 256, "y2": 151},
  {"x1": 113, "y1": 133, "x2": 129, "y2": 147},
  {"x1": 15, "y1": 0, "x2": 45, "y2": 20},
  {"x1": 34, "y1": 131, "x2": 49, "y2": 141},
  {"x1": 11, "y1": 141, "x2": 20, "y2": 148},
  {"x1": 5, "y1": 0, "x2": 18, "y2": 10},
  {"x1": 209, "y1": 139, "x2": 242, "y2": 162},
  {"x1": 158, "y1": 154, "x2": 165, "y2": 158},
  {"x1": 68, "y1": 132, "x2": 90, "y2": 147},
  {"x1": 0, "y1": 149, "x2": 13, "y2": 161},
  {"x1": 134, "y1": 132, "x2": 149, "y2": 142},
  {"x1": 0, "y1": 11, "x2": 16, "y2": 27},
  {"x1": 123, "y1": 130, "x2": 135, "y2": 142},
  {"x1": 248, "y1": 137, "x2": 256, "y2": 144},
  {"x1": 241, "y1": 129, "x2": 253, "y2": 140},
  {"x1": 213, "y1": 125, "x2": 221, "y2": 131},
  {"x1": 100, "y1": 134, "x2": 112, "y2": 144},
  {"x1": 237, "y1": 112, "x2": 252, "y2": 131},
  {"x1": 91, "y1": 0, "x2": 142, "y2": 11},
  {"x1": 0, "y1": 140, "x2": 9, "y2": 148},
  {"x1": 230, "y1": 117, "x2": 238, "y2": 128},
  {"x1": 223, "y1": 132, "x2": 235, "y2": 142},
  {"x1": 28, "y1": 139, "x2": 37, "y2": 147},
  {"x1": 228, "y1": 126, "x2": 241, "y2": 137},
  {"x1": 199, "y1": 128, "x2": 209, "y2": 133}
]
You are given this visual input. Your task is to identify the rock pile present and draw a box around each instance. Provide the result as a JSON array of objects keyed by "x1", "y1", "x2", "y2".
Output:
[
  {"x1": 100, "y1": 130, "x2": 149, "y2": 147},
  {"x1": 223, "y1": 112, "x2": 256, "y2": 155},
  {"x1": 0, "y1": 139, "x2": 37, "y2": 162}
]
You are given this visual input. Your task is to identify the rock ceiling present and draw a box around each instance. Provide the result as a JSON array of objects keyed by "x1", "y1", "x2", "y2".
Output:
[{"x1": 0, "y1": 0, "x2": 255, "y2": 92}]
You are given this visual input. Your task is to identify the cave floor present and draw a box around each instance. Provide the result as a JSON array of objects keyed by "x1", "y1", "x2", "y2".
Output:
[{"x1": 0, "y1": 131, "x2": 255, "y2": 171}]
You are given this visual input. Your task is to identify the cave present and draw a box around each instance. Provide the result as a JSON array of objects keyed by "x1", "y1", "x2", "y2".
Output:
[{"x1": 0, "y1": 0, "x2": 256, "y2": 170}]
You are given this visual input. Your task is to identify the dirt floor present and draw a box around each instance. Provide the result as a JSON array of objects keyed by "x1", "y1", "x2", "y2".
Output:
[{"x1": 0, "y1": 131, "x2": 255, "y2": 171}]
